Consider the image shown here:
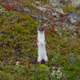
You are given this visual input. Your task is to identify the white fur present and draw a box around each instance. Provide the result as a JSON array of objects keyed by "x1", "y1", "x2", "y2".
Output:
[{"x1": 37, "y1": 30, "x2": 48, "y2": 62}]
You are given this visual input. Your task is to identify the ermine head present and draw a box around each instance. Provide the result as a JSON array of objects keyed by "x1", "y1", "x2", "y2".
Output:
[{"x1": 38, "y1": 23, "x2": 48, "y2": 31}]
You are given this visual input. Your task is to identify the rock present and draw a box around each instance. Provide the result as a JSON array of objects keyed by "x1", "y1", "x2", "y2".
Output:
[
  {"x1": 54, "y1": 8, "x2": 64, "y2": 14},
  {"x1": 68, "y1": 13, "x2": 79, "y2": 24},
  {"x1": 71, "y1": 0, "x2": 80, "y2": 7},
  {"x1": 23, "y1": 8, "x2": 31, "y2": 13}
]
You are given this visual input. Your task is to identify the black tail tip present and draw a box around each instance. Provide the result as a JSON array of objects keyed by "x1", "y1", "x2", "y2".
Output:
[
  {"x1": 32, "y1": 59, "x2": 48, "y2": 64},
  {"x1": 41, "y1": 59, "x2": 46, "y2": 64}
]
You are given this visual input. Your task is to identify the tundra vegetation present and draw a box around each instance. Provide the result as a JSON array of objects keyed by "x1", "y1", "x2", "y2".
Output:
[{"x1": 0, "y1": 0, "x2": 80, "y2": 80}]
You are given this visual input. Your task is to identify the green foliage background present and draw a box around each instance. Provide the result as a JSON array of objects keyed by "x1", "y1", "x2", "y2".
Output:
[{"x1": 0, "y1": 1, "x2": 80, "y2": 80}]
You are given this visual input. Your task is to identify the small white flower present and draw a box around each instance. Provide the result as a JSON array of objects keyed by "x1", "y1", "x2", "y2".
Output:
[
  {"x1": 52, "y1": 66, "x2": 56, "y2": 70},
  {"x1": 56, "y1": 71, "x2": 63, "y2": 79},
  {"x1": 51, "y1": 70, "x2": 56, "y2": 76},
  {"x1": 51, "y1": 66, "x2": 63, "y2": 79},
  {"x1": 16, "y1": 61, "x2": 20, "y2": 65}
]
